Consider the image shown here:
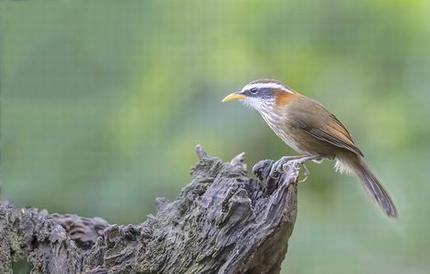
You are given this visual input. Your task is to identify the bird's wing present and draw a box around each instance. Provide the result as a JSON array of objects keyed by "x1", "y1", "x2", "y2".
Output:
[
  {"x1": 305, "y1": 125, "x2": 363, "y2": 156},
  {"x1": 291, "y1": 99, "x2": 364, "y2": 157}
]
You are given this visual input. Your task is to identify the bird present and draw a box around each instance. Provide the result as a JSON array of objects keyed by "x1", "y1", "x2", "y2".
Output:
[{"x1": 222, "y1": 79, "x2": 398, "y2": 218}]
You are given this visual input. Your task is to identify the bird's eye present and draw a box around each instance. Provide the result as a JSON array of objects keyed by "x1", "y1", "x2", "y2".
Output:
[{"x1": 249, "y1": 88, "x2": 258, "y2": 94}]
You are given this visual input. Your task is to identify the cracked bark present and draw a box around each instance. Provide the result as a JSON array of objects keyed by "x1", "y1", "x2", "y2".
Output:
[{"x1": 0, "y1": 145, "x2": 301, "y2": 274}]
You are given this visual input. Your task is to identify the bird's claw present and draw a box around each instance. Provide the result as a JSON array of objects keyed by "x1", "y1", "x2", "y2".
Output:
[
  {"x1": 269, "y1": 156, "x2": 300, "y2": 179},
  {"x1": 298, "y1": 163, "x2": 310, "y2": 183},
  {"x1": 269, "y1": 155, "x2": 321, "y2": 183},
  {"x1": 282, "y1": 160, "x2": 310, "y2": 183},
  {"x1": 275, "y1": 156, "x2": 303, "y2": 171}
]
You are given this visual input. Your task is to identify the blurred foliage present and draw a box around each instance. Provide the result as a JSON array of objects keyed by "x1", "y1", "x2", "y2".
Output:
[{"x1": 2, "y1": 1, "x2": 430, "y2": 273}]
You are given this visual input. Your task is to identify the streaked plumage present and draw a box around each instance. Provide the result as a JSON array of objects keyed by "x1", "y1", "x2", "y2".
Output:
[{"x1": 223, "y1": 79, "x2": 398, "y2": 218}]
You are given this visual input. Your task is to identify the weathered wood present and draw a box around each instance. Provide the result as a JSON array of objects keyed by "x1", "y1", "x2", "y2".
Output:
[{"x1": 0, "y1": 145, "x2": 302, "y2": 274}]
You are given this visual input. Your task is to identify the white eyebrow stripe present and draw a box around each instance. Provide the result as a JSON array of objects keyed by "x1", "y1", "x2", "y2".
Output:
[{"x1": 241, "y1": 82, "x2": 293, "y2": 93}]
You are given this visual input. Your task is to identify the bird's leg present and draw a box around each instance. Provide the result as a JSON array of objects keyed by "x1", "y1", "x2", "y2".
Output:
[
  {"x1": 290, "y1": 155, "x2": 322, "y2": 165},
  {"x1": 270, "y1": 155, "x2": 306, "y2": 175},
  {"x1": 269, "y1": 155, "x2": 322, "y2": 182},
  {"x1": 300, "y1": 156, "x2": 324, "y2": 182},
  {"x1": 269, "y1": 155, "x2": 310, "y2": 180},
  {"x1": 288, "y1": 155, "x2": 322, "y2": 183}
]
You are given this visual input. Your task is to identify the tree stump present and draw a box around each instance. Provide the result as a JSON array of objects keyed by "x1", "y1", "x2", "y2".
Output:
[{"x1": 0, "y1": 145, "x2": 302, "y2": 274}]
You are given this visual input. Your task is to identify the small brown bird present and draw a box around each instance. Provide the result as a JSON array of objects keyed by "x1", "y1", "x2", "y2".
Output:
[{"x1": 223, "y1": 79, "x2": 398, "y2": 218}]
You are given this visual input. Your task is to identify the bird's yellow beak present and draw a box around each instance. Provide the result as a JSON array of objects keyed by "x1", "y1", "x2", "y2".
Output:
[{"x1": 222, "y1": 93, "x2": 246, "y2": 102}]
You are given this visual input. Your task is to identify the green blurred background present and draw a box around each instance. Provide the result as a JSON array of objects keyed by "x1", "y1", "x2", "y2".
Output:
[{"x1": 2, "y1": 1, "x2": 430, "y2": 273}]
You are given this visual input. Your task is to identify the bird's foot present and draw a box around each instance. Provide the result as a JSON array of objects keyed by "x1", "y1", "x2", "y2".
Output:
[
  {"x1": 270, "y1": 155, "x2": 304, "y2": 175},
  {"x1": 299, "y1": 163, "x2": 310, "y2": 183},
  {"x1": 269, "y1": 155, "x2": 321, "y2": 183}
]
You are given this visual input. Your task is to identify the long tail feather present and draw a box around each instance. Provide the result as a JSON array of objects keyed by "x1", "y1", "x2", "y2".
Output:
[{"x1": 336, "y1": 155, "x2": 398, "y2": 218}]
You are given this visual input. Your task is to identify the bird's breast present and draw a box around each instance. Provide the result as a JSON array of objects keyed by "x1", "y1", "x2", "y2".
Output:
[{"x1": 259, "y1": 107, "x2": 307, "y2": 154}]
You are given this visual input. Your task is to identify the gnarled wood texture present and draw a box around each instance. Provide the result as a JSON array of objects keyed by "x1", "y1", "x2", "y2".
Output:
[{"x1": 0, "y1": 145, "x2": 302, "y2": 274}]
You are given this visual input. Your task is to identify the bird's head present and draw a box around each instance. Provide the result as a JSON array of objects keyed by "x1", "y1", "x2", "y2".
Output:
[{"x1": 222, "y1": 79, "x2": 297, "y2": 113}]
